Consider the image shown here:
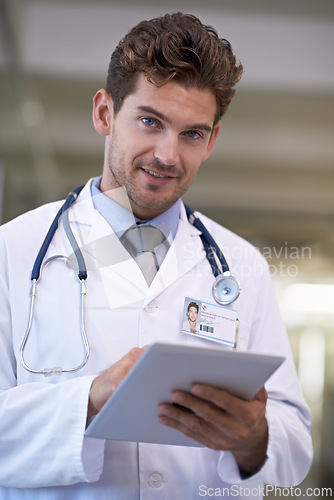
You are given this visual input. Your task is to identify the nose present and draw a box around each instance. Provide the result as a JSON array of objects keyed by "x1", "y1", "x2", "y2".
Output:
[{"x1": 153, "y1": 132, "x2": 179, "y2": 166}]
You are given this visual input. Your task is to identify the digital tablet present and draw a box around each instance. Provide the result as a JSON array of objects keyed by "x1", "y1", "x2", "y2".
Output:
[{"x1": 86, "y1": 343, "x2": 284, "y2": 447}]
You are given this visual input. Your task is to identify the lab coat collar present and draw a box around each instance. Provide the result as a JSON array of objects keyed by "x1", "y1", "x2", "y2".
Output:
[
  {"x1": 65, "y1": 179, "x2": 205, "y2": 303},
  {"x1": 67, "y1": 179, "x2": 96, "y2": 226}
]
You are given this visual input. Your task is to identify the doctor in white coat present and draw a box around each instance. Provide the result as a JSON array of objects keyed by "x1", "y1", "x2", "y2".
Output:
[{"x1": 0, "y1": 12, "x2": 312, "y2": 499}]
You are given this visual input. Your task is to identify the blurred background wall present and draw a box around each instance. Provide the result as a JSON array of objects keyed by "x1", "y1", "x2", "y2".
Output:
[{"x1": 0, "y1": 0, "x2": 333, "y2": 494}]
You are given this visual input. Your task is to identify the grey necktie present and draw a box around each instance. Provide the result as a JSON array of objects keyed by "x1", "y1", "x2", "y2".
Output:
[{"x1": 120, "y1": 224, "x2": 169, "y2": 285}]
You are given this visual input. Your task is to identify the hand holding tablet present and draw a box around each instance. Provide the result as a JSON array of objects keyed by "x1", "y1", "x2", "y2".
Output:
[{"x1": 86, "y1": 343, "x2": 284, "y2": 447}]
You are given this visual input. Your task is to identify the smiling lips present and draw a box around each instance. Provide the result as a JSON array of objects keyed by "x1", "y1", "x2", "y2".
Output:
[{"x1": 142, "y1": 167, "x2": 175, "y2": 179}]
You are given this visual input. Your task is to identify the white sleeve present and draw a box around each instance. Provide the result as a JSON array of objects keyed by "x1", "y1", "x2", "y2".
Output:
[
  {"x1": 0, "y1": 376, "x2": 106, "y2": 488},
  {"x1": 217, "y1": 260, "x2": 313, "y2": 486},
  {"x1": 0, "y1": 234, "x2": 105, "y2": 488}
]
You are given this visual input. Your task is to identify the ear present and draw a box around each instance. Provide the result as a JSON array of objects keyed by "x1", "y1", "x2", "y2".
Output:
[
  {"x1": 202, "y1": 122, "x2": 221, "y2": 162},
  {"x1": 92, "y1": 89, "x2": 113, "y2": 136}
]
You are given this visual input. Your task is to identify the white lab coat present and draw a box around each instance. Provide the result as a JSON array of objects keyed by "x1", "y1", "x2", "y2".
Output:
[{"x1": 0, "y1": 180, "x2": 312, "y2": 499}]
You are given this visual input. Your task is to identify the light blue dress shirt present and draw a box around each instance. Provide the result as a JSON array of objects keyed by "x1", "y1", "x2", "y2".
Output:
[{"x1": 90, "y1": 177, "x2": 181, "y2": 267}]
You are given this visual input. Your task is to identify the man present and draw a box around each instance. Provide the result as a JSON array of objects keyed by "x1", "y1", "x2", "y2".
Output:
[
  {"x1": 0, "y1": 12, "x2": 312, "y2": 499},
  {"x1": 182, "y1": 301, "x2": 200, "y2": 333}
]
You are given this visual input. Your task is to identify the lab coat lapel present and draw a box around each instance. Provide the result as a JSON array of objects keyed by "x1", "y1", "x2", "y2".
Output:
[
  {"x1": 85, "y1": 211, "x2": 149, "y2": 296},
  {"x1": 66, "y1": 181, "x2": 151, "y2": 301},
  {"x1": 64, "y1": 182, "x2": 205, "y2": 305},
  {"x1": 144, "y1": 204, "x2": 204, "y2": 306}
]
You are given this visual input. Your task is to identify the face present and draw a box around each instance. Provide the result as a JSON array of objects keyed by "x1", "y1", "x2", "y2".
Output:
[
  {"x1": 188, "y1": 307, "x2": 198, "y2": 323},
  {"x1": 94, "y1": 74, "x2": 220, "y2": 219}
]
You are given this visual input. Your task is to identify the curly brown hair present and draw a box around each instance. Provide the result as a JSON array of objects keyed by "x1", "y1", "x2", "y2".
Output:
[{"x1": 105, "y1": 12, "x2": 243, "y2": 125}]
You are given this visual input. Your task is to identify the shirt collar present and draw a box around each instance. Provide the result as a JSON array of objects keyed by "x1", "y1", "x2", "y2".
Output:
[{"x1": 91, "y1": 177, "x2": 181, "y2": 240}]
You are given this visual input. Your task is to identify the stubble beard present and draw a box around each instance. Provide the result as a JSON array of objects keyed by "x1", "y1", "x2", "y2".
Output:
[{"x1": 107, "y1": 145, "x2": 188, "y2": 217}]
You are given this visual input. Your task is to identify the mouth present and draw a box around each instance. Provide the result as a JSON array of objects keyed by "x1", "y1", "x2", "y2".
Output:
[{"x1": 142, "y1": 168, "x2": 174, "y2": 179}]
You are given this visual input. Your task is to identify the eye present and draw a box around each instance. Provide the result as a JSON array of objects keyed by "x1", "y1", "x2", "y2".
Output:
[
  {"x1": 185, "y1": 130, "x2": 202, "y2": 140},
  {"x1": 141, "y1": 117, "x2": 157, "y2": 127}
]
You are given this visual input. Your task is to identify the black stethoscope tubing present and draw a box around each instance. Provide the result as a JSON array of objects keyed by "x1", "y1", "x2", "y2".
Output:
[
  {"x1": 31, "y1": 185, "x2": 87, "y2": 282},
  {"x1": 32, "y1": 186, "x2": 235, "y2": 286},
  {"x1": 184, "y1": 204, "x2": 229, "y2": 277}
]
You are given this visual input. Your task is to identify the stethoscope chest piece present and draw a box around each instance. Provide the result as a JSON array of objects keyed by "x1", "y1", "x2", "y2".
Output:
[{"x1": 212, "y1": 273, "x2": 241, "y2": 306}]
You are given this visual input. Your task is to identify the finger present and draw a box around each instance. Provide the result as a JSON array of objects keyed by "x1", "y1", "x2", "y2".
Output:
[
  {"x1": 159, "y1": 399, "x2": 234, "y2": 442},
  {"x1": 252, "y1": 386, "x2": 268, "y2": 403},
  {"x1": 158, "y1": 414, "x2": 220, "y2": 449},
  {"x1": 115, "y1": 346, "x2": 148, "y2": 377},
  {"x1": 110, "y1": 347, "x2": 143, "y2": 384},
  {"x1": 126, "y1": 346, "x2": 147, "y2": 362},
  {"x1": 171, "y1": 390, "x2": 229, "y2": 427},
  {"x1": 158, "y1": 402, "x2": 238, "y2": 450},
  {"x1": 190, "y1": 384, "x2": 248, "y2": 417},
  {"x1": 89, "y1": 346, "x2": 146, "y2": 416},
  {"x1": 190, "y1": 384, "x2": 267, "y2": 420},
  {"x1": 171, "y1": 391, "x2": 253, "y2": 442},
  {"x1": 171, "y1": 388, "x2": 267, "y2": 441}
]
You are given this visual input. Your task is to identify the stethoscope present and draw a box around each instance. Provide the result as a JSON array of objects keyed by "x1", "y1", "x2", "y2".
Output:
[{"x1": 20, "y1": 185, "x2": 240, "y2": 376}]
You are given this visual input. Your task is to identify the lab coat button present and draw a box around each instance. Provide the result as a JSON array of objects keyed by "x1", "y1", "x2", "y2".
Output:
[
  {"x1": 148, "y1": 472, "x2": 163, "y2": 488},
  {"x1": 145, "y1": 302, "x2": 157, "y2": 313}
]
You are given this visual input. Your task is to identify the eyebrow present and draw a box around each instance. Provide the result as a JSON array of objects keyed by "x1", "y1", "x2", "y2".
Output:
[{"x1": 137, "y1": 105, "x2": 213, "y2": 133}]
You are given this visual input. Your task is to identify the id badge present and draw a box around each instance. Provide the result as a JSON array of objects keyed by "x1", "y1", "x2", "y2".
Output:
[{"x1": 181, "y1": 297, "x2": 238, "y2": 348}]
